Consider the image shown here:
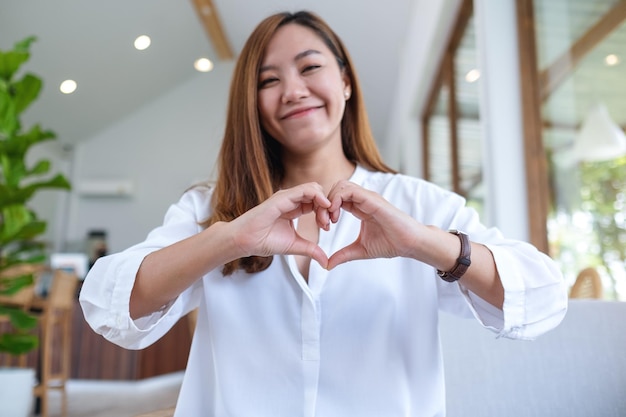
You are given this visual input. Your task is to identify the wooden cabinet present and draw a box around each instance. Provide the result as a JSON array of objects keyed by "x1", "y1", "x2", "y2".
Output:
[
  {"x1": 70, "y1": 299, "x2": 192, "y2": 380},
  {"x1": 71, "y1": 301, "x2": 191, "y2": 380},
  {"x1": 1, "y1": 285, "x2": 192, "y2": 380}
]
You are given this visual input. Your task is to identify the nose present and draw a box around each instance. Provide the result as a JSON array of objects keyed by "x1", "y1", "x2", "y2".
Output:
[{"x1": 281, "y1": 73, "x2": 308, "y2": 104}]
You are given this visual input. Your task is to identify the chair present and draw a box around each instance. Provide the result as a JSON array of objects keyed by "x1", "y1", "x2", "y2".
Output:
[
  {"x1": 569, "y1": 267, "x2": 603, "y2": 299},
  {"x1": 32, "y1": 269, "x2": 79, "y2": 417}
]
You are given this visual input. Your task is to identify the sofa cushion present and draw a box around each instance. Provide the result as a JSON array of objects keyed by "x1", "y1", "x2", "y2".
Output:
[{"x1": 440, "y1": 300, "x2": 626, "y2": 417}]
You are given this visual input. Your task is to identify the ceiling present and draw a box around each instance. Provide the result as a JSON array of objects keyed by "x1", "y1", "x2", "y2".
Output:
[{"x1": 0, "y1": 0, "x2": 415, "y2": 148}]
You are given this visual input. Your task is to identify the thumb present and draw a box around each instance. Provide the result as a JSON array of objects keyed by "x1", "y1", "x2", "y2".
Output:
[
  {"x1": 290, "y1": 236, "x2": 329, "y2": 269},
  {"x1": 327, "y1": 241, "x2": 366, "y2": 270}
]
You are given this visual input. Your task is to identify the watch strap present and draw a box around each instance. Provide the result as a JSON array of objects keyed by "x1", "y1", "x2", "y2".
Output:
[{"x1": 437, "y1": 230, "x2": 471, "y2": 282}]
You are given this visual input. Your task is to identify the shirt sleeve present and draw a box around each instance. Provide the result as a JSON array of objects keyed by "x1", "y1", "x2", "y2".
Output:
[
  {"x1": 413, "y1": 178, "x2": 568, "y2": 341},
  {"x1": 78, "y1": 186, "x2": 211, "y2": 350},
  {"x1": 449, "y1": 230, "x2": 568, "y2": 340}
]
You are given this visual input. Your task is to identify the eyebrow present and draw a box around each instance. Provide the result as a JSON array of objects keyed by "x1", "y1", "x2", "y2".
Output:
[{"x1": 259, "y1": 49, "x2": 322, "y2": 73}]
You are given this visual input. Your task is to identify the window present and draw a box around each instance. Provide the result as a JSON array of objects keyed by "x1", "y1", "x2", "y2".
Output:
[
  {"x1": 524, "y1": 0, "x2": 626, "y2": 300},
  {"x1": 424, "y1": 0, "x2": 626, "y2": 300},
  {"x1": 422, "y1": 0, "x2": 485, "y2": 216}
]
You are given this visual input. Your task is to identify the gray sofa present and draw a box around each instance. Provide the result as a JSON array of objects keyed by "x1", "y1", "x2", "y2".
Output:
[{"x1": 440, "y1": 300, "x2": 626, "y2": 417}]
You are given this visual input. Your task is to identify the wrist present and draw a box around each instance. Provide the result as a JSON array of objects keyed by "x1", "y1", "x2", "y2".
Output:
[
  {"x1": 210, "y1": 221, "x2": 250, "y2": 263},
  {"x1": 437, "y1": 230, "x2": 471, "y2": 282}
]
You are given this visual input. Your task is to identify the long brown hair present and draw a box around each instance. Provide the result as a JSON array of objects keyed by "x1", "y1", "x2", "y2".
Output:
[{"x1": 207, "y1": 10, "x2": 395, "y2": 275}]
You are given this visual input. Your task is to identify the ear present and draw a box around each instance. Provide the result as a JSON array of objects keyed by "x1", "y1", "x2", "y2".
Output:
[{"x1": 342, "y1": 70, "x2": 352, "y2": 100}]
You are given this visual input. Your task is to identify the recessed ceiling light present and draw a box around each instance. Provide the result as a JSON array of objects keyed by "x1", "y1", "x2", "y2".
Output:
[
  {"x1": 605, "y1": 54, "x2": 619, "y2": 66},
  {"x1": 465, "y1": 68, "x2": 480, "y2": 83},
  {"x1": 194, "y1": 57, "x2": 214, "y2": 72},
  {"x1": 134, "y1": 35, "x2": 151, "y2": 51},
  {"x1": 60, "y1": 79, "x2": 77, "y2": 94}
]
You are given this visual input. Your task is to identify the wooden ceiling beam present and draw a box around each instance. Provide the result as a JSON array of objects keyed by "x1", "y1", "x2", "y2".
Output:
[
  {"x1": 191, "y1": 0, "x2": 234, "y2": 60},
  {"x1": 539, "y1": 0, "x2": 626, "y2": 101}
]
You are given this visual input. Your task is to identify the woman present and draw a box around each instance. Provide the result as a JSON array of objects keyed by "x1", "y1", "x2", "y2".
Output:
[{"x1": 80, "y1": 10, "x2": 567, "y2": 416}]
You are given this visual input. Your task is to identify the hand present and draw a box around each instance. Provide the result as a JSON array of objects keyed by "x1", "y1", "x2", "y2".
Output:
[
  {"x1": 230, "y1": 183, "x2": 332, "y2": 268},
  {"x1": 326, "y1": 180, "x2": 421, "y2": 270}
]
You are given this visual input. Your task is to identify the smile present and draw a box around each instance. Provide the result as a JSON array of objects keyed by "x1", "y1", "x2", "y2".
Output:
[{"x1": 281, "y1": 106, "x2": 322, "y2": 120}]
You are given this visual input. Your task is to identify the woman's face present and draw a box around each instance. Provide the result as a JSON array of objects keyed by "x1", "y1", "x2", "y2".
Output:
[{"x1": 257, "y1": 23, "x2": 350, "y2": 156}]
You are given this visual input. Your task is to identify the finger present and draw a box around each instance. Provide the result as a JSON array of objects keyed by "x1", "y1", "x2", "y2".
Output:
[
  {"x1": 327, "y1": 241, "x2": 367, "y2": 270},
  {"x1": 290, "y1": 237, "x2": 329, "y2": 269},
  {"x1": 327, "y1": 182, "x2": 371, "y2": 221},
  {"x1": 310, "y1": 246, "x2": 329, "y2": 269},
  {"x1": 328, "y1": 194, "x2": 345, "y2": 223},
  {"x1": 292, "y1": 185, "x2": 331, "y2": 211},
  {"x1": 329, "y1": 205, "x2": 341, "y2": 224},
  {"x1": 315, "y1": 206, "x2": 331, "y2": 231},
  {"x1": 312, "y1": 192, "x2": 332, "y2": 210},
  {"x1": 275, "y1": 187, "x2": 331, "y2": 220},
  {"x1": 296, "y1": 183, "x2": 331, "y2": 205}
]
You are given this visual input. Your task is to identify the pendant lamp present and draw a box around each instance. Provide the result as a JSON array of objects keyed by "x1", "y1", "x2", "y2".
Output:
[{"x1": 571, "y1": 102, "x2": 626, "y2": 162}]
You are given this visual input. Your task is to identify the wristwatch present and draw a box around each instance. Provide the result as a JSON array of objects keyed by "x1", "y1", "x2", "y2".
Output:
[{"x1": 437, "y1": 230, "x2": 471, "y2": 282}]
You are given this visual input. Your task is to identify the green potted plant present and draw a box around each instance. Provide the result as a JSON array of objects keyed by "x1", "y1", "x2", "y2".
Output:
[{"x1": 0, "y1": 36, "x2": 71, "y2": 416}]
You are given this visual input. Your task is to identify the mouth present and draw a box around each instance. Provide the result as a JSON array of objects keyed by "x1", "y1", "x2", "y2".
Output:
[{"x1": 281, "y1": 106, "x2": 322, "y2": 120}]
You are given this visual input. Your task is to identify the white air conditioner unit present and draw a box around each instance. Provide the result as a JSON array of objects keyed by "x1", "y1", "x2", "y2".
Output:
[{"x1": 77, "y1": 179, "x2": 134, "y2": 197}]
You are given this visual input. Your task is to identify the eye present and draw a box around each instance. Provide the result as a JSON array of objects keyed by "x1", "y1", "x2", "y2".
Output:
[
  {"x1": 258, "y1": 77, "x2": 278, "y2": 89},
  {"x1": 302, "y1": 64, "x2": 321, "y2": 74}
]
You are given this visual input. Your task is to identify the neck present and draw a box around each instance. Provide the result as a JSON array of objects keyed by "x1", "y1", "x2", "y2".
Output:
[{"x1": 281, "y1": 152, "x2": 356, "y2": 194}]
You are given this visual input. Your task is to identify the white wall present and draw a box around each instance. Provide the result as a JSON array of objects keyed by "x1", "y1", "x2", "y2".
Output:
[{"x1": 61, "y1": 61, "x2": 234, "y2": 254}]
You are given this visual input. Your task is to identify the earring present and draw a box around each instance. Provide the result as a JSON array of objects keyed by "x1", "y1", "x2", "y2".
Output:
[{"x1": 344, "y1": 90, "x2": 351, "y2": 99}]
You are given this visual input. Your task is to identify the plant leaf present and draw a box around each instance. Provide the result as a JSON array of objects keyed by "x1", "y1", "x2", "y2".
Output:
[
  {"x1": 0, "y1": 305, "x2": 38, "y2": 330},
  {"x1": 12, "y1": 73, "x2": 42, "y2": 116},
  {"x1": 0, "y1": 37, "x2": 35, "y2": 81},
  {"x1": 0, "y1": 205, "x2": 33, "y2": 240},
  {"x1": 0, "y1": 333, "x2": 39, "y2": 355},
  {"x1": 0, "y1": 89, "x2": 18, "y2": 136},
  {"x1": 13, "y1": 37, "x2": 37, "y2": 54},
  {"x1": 0, "y1": 51, "x2": 30, "y2": 82},
  {"x1": 0, "y1": 273, "x2": 34, "y2": 296},
  {"x1": 28, "y1": 159, "x2": 50, "y2": 176}
]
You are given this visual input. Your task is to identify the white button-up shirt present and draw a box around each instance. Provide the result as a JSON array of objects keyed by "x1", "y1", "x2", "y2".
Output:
[{"x1": 80, "y1": 165, "x2": 568, "y2": 417}]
